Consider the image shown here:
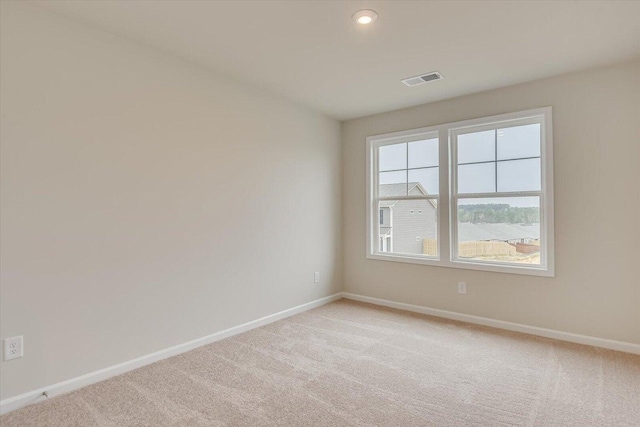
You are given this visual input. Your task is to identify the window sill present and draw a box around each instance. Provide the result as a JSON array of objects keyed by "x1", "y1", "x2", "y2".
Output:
[{"x1": 366, "y1": 252, "x2": 554, "y2": 277}]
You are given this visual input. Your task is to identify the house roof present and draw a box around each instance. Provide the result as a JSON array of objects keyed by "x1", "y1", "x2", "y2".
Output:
[
  {"x1": 458, "y1": 222, "x2": 540, "y2": 242},
  {"x1": 378, "y1": 183, "x2": 437, "y2": 209},
  {"x1": 379, "y1": 182, "x2": 425, "y2": 198}
]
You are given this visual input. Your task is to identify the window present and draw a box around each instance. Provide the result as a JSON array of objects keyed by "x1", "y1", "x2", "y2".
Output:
[
  {"x1": 373, "y1": 131, "x2": 439, "y2": 258},
  {"x1": 366, "y1": 107, "x2": 554, "y2": 276}
]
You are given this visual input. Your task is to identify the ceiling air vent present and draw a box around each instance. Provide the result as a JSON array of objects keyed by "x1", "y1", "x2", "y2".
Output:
[{"x1": 401, "y1": 71, "x2": 444, "y2": 87}]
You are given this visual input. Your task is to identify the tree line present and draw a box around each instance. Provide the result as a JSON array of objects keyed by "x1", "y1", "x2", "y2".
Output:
[{"x1": 458, "y1": 204, "x2": 540, "y2": 224}]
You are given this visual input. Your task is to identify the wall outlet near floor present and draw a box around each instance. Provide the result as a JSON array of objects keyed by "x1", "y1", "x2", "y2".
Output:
[
  {"x1": 4, "y1": 336, "x2": 23, "y2": 361},
  {"x1": 314, "y1": 272, "x2": 320, "y2": 283},
  {"x1": 458, "y1": 282, "x2": 467, "y2": 295}
]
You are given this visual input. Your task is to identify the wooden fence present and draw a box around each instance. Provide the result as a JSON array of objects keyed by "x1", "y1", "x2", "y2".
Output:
[
  {"x1": 423, "y1": 239, "x2": 437, "y2": 256},
  {"x1": 514, "y1": 242, "x2": 540, "y2": 254},
  {"x1": 423, "y1": 239, "x2": 517, "y2": 257}
]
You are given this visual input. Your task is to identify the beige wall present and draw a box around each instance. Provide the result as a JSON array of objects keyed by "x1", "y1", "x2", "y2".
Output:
[
  {"x1": 0, "y1": 3, "x2": 341, "y2": 400},
  {"x1": 2, "y1": 0, "x2": 639, "y2": 406},
  {"x1": 343, "y1": 60, "x2": 640, "y2": 345}
]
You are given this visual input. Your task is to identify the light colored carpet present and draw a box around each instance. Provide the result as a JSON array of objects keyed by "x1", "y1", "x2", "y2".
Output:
[{"x1": 2, "y1": 299, "x2": 639, "y2": 426}]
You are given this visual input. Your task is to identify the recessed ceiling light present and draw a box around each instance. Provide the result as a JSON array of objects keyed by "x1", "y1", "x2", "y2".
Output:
[{"x1": 352, "y1": 10, "x2": 377, "y2": 25}]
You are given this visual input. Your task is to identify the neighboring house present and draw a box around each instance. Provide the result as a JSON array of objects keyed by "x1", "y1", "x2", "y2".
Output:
[
  {"x1": 379, "y1": 183, "x2": 437, "y2": 255},
  {"x1": 379, "y1": 183, "x2": 540, "y2": 256}
]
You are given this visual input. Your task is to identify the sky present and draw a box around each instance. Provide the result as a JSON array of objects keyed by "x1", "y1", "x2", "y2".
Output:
[{"x1": 379, "y1": 123, "x2": 541, "y2": 207}]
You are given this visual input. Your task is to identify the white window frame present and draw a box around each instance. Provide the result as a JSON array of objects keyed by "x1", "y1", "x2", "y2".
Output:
[{"x1": 366, "y1": 107, "x2": 554, "y2": 277}]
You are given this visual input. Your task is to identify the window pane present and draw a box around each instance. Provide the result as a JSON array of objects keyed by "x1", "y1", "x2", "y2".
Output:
[
  {"x1": 497, "y1": 158, "x2": 541, "y2": 192},
  {"x1": 497, "y1": 124, "x2": 540, "y2": 160},
  {"x1": 457, "y1": 197, "x2": 540, "y2": 265},
  {"x1": 458, "y1": 163, "x2": 495, "y2": 194},
  {"x1": 379, "y1": 143, "x2": 406, "y2": 171},
  {"x1": 378, "y1": 199, "x2": 437, "y2": 257},
  {"x1": 408, "y1": 138, "x2": 438, "y2": 168},
  {"x1": 408, "y1": 167, "x2": 439, "y2": 195},
  {"x1": 379, "y1": 171, "x2": 407, "y2": 197},
  {"x1": 457, "y1": 130, "x2": 495, "y2": 164}
]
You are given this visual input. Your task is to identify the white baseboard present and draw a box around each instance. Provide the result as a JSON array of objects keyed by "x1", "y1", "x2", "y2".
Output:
[
  {"x1": 342, "y1": 292, "x2": 640, "y2": 355},
  {"x1": 4, "y1": 291, "x2": 638, "y2": 416},
  {"x1": 0, "y1": 293, "x2": 342, "y2": 415}
]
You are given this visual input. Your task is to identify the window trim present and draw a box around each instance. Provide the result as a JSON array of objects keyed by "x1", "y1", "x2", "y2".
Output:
[{"x1": 366, "y1": 107, "x2": 554, "y2": 277}]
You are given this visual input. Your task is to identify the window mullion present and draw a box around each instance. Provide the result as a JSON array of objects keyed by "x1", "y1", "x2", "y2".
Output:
[
  {"x1": 454, "y1": 191, "x2": 542, "y2": 199},
  {"x1": 377, "y1": 196, "x2": 438, "y2": 201},
  {"x1": 439, "y1": 127, "x2": 449, "y2": 262},
  {"x1": 405, "y1": 142, "x2": 409, "y2": 196},
  {"x1": 494, "y1": 130, "x2": 498, "y2": 193}
]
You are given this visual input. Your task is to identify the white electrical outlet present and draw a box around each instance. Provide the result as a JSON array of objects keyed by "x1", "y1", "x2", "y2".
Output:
[
  {"x1": 314, "y1": 272, "x2": 320, "y2": 283},
  {"x1": 4, "y1": 336, "x2": 23, "y2": 361},
  {"x1": 458, "y1": 282, "x2": 467, "y2": 295}
]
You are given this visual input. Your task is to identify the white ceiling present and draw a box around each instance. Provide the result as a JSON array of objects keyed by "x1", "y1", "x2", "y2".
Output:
[{"x1": 30, "y1": 1, "x2": 640, "y2": 120}]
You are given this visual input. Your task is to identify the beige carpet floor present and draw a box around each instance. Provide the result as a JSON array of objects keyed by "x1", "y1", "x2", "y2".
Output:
[{"x1": 2, "y1": 299, "x2": 639, "y2": 426}]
